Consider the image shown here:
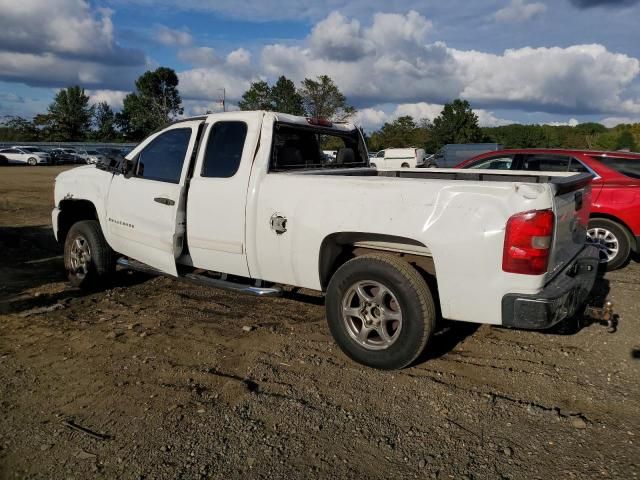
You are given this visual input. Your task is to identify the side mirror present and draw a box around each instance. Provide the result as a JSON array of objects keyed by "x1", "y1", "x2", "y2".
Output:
[{"x1": 122, "y1": 158, "x2": 135, "y2": 178}]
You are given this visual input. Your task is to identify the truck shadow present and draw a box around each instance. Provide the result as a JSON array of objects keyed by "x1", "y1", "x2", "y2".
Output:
[
  {"x1": 0, "y1": 225, "x2": 149, "y2": 315},
  {"x1": 549, "y1": 272, "x2": 615, "y2": 335}
]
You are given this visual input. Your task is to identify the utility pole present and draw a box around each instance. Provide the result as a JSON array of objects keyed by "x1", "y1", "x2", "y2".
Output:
[{"x1": 218, "y1": 88, "x2": 226, "y2": 112}]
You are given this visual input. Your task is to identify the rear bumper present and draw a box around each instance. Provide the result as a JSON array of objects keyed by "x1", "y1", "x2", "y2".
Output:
[{"x1": 501, "y1": 246, "x2": 599, "y2": 330}]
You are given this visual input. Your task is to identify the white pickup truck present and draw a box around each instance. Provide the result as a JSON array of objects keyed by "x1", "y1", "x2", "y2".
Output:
[{"x1": 52, "y1": 111, "x2": 599, "y2": 369}]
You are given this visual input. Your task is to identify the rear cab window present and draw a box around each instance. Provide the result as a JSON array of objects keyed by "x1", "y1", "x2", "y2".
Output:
[{"x1": 269, "y1": 123, "x2": 368, "y2": 172}]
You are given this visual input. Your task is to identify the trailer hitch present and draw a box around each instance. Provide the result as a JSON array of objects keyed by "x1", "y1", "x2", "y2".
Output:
[{"x1": 584, "y1": 301, "x2": 616, "y2": 333}]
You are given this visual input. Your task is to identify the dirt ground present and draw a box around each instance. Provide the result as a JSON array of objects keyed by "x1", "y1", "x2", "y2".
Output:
[{"x1": 1, "y1": 165, "x2": 639, "y2": 480}]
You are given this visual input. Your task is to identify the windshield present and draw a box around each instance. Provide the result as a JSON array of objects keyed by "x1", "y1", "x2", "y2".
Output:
[
  {"x1": 87, "y1": 150, "x2": 99, "y2": 154},
  {"x1": 269, "y1": 123, "x2": 369, "y2": 172},
  {"x1": 592, "y1": 155, "x2": 640, "y2": 179}
]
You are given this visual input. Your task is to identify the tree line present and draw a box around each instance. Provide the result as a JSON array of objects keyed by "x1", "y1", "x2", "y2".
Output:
[{"x1": 1, "y1": 69, "x2": 638, "y2": 154}]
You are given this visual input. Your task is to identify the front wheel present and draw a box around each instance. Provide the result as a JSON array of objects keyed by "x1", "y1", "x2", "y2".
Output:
[
  {"x1": 28, "y1": 157, "x2": 37, "y2": 166},
  {"x1": 326, "y1": 254, "x2": 436, "y2": 369},
  {"x1": 64, "y1": 220, "x2": 115, "y2": 288},
  {"x1": 586, "y1": 218, "x2": 630, "y2": 271}
]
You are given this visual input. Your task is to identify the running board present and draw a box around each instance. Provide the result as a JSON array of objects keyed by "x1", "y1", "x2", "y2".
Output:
[
  {"x1": 116, "y1": 258, "x2": 282, "y2": 297},
  {"x1": 183, "y1": 273, "x2": 282, "y2": 297}
]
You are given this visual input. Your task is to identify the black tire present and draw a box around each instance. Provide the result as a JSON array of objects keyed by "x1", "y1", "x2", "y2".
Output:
[
  {"x1": 326, "y1": 253, "x2": 436, "y2": 370},
  {"x1": 401, "y1": 163, "x2": 410, "y2": 168},
  {"x1": 28, "y1": 157, "x2": 37, "y2": 166},
  {"x1": 64, "y1": 220, "x2": 115, "y2": 288},
  {"x1": 587, "y1": 218, "x2": 631, "y2": 271}
]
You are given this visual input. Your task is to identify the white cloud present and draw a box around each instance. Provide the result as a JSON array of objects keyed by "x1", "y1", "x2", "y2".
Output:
[
  {"x1": 0, "y1": 51, "x2": 147, "y2": 90},
  {"x1": 600, "y1": 116, "x2": 640, "y2": 127},
  {"x1": 393, "y1": 102, "x2": 443, "y2": 121},
  {"x1": 88, "y1": 89, "x2": 128, "y2": 109},
  {"x1": 0, "y1": 0, "x2": 144, "y2": 65},
  {"x1": 309, "y1": 12, "x2": 371, "y2": 61},
  {"x1": 178, "y1": 47, "x2": 218, "y2": 67},
  {"x1": 353, "y1": 107, "x2": 389, "y2": 130},
  {"x1": 175, "y1": 11, "x2": 640, "y2": 123},
  {"x1": 452, "y1": 44, "x2": 640, "y2": 115},
  {"x1": 155, "y1": 25, "x2": 193, "y2": 47},
  {"x1": 476, "y1": 110, "x2": 514, "y2": 127},
  {"x1": 494, "y1": 0, "x2": 547, "y2": 22},
  {"x1": 544, "y1": 118, "x2": 580, "y2": 126}
]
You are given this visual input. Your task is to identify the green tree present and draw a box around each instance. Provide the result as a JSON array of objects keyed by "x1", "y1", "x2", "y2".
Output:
[
  {"x1": 46, "y1": 86, "x2": 94, "y2": 141},
  {"x1": 0, "y1": 116, "x2": 40, "y2": 141},
  {"x1": 615, "y1": 130, "x2": 637, "y2": 151},
  {"x1": 271, "y1": 76, "x2": 304, "y2": 115},
  {"x1": 428, "y1": 99, "x2": 485, "y2": 151},
  {"x1": 120, "y1": 67, "x2": 183, "y2": 139},
  {"x1": 369, "y1": 116, "x2": 430, "y2": 151},
  {"x1": 299, "y1": 75, "x2": 355, "y2": 121},
  {"x1": 238, "y1": 80, "x2": 273, "y2": 111},
  {"x1": 93, "y1": 102, "x2": 117, "y2": 141}
]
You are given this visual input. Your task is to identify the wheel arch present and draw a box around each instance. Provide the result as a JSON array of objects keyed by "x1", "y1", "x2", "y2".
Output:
[
  {"x1": 57, "y1": 199, "x2": 99, "y2": 244},
  {"x1": 589, "y1": 213, "x2": 636, "y2": 252},
  {"x1": 318, "y1": 232, "x2": 437, "y2": 290}
]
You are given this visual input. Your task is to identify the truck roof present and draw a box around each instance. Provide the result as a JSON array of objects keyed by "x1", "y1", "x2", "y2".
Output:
[{"x1": 178, "y1": 111, "x2": 357, "y2": 133}]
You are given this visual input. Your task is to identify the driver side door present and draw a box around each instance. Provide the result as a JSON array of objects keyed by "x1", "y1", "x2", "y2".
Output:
[{"x1": 105, "y1": 121, "x2": 202, "y2": 275}]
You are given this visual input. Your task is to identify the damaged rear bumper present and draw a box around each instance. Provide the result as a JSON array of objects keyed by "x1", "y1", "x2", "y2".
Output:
[{"x1": 501, "y1": 246, "x2": 599, "y2": 330}]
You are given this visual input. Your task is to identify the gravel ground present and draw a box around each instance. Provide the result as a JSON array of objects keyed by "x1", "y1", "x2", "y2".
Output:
[{"x1": 1, "y1": 166, "x2": 639, "y2": 479}]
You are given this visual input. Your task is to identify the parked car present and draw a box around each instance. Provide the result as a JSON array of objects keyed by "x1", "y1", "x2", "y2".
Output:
[
  {"x1": 429, "y1": 143, "x2": 503, "y2": 168},
  {"x1": 52, "y1": 111, "x2": 597, "y2": 369},
  {"x1": 75, "y1": 149, "x2": 106, "y2": 164},
  {"x1": 456, "y1": 148, "x2": 640, "y2": 270},
  {"x1": 49, "y1": 149, "x2": 75, "y2": 165},
  {"x1": 0, "y1": 146, "x2": 50, "y2": 165},
  {"x1": 369, "y1": 148, "x2": 426, "y2": 168}
]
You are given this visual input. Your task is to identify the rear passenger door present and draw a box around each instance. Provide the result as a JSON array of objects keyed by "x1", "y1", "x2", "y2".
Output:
[{"x1": 186, "y1": 112, "x2": 263, "y2": 277}]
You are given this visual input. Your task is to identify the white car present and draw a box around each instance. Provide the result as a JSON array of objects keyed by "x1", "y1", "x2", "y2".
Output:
[
  {"x1": 0, "y1": 146, "x2": 50, "y2": 165},
  {"x1": 52, "y1": 111, "x2": 598, "y2": 369},
  {"x1": 370, "y1": 148, "x2": 426, "y2": 169},
  {"x1": 75, "y1": 149, "x2": 106, "y2": 164}
]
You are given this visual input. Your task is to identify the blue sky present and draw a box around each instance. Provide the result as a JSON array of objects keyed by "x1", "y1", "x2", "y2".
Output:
[{"x1": 0, "y1": 0, "x2": 639, "y2": 130}]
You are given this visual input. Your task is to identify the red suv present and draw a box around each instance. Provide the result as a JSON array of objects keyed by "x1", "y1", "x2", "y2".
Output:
[{"x1": 456, "y1": 149, "x2": 640, "y2": 270}]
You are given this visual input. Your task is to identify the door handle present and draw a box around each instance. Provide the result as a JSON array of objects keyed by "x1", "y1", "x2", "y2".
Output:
[{"x1": 154, "y1": 197, "x2": 175, "y2": 206}]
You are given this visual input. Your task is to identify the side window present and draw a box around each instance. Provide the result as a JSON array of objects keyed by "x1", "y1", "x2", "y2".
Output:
[
  {"x1": 468, "y1": 156, "x2": 514, "y2": 170},
  {"x1": 521, "y1": 154, "x2": 570, "y2": 172},
  {"x1": 201, "y1": 121, "x2": 248, "y2": 178},
  {"x1": 136, "y1": 128, "x2": 191, "y2": 183},
  {"x1": 376, "y1": 150, "x2": 385, "y2": 158}
]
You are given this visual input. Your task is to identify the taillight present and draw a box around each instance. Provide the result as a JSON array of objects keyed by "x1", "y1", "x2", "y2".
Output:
[{"x1": 502, "y1": 209, "x2": 554, "y2": 275}]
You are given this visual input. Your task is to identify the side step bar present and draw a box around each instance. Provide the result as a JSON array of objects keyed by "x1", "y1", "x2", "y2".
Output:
[{"x1": 116, "y1": 258, "x2": 282, "y2": 297}]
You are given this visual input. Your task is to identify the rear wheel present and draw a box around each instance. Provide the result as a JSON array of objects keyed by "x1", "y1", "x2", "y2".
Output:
[
  {"x1": 586, "y1": 218, "x2": 630, "y2": 271},
  {"x1": 64, "y1": 220, "x2": 115, "y2": 288},
  {"x1": 401, "y1": 163, "x2": 410, "y2": 168},
  {"x1": 326, "y1": 254, "x2": 436, "y2": 369}
]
